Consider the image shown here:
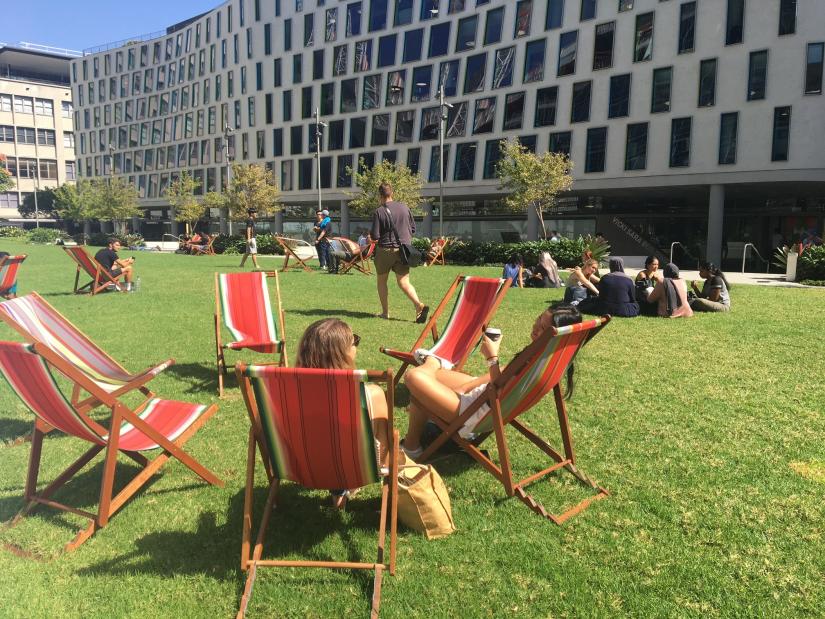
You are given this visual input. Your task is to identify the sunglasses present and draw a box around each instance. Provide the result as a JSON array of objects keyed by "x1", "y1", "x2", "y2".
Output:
[{"x1": 352, "y1": 333, "x2": 361, "y2": 347}]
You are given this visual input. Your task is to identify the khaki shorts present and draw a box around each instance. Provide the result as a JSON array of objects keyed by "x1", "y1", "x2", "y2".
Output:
[{"x1": 374, "y1": 247, "x2": 409, "y2": 276}]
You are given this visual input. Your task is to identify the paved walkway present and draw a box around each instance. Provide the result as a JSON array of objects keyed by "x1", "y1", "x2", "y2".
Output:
[{"x1": 626, "y1": 269, "x2": 812, "y2": 288}]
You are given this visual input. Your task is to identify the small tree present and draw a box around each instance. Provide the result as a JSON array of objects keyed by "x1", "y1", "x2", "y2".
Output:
[
  {"x1": 225, "y1": 163, "x2": 280, "y2": 220},
  {"x1": 165, "y1": 171, "x2": 203, "y2": 234},
  {"x1": 0, "y1": 155, "x2": 13, "y2": 193},
  {"x1": 87, "y1": 177, "x2": 141, "y2": 234},
  {"x1": 53, "y1": 181, "x2": 92, "y2": 223},
  {"x1": 496, "y1": 138, "x2": 573, "y2": 239},
  {"x1": 347, "y1": 158, "x2": 424, "y2": 216},
  {"x1": 20, "y1": 188, "x2": 58, "y2": 219}
]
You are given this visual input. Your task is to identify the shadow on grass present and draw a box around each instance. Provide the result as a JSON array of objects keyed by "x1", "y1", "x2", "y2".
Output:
[
  {"x1": 290, "y1": 308, "x2": 410, "y2": 322},
  {"x1": 0, "y1": 418, "x2": 33, "y2": 445},
  {"x1": 164, "y1": 363, "x2": 220, "y2": 394}
]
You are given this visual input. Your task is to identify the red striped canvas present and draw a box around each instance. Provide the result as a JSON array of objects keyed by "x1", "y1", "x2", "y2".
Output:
[
  {"x1": 218, "y1": 272, "x2": 281, "y2": 353},
  {"x1": 0, "y1": 255, "x2": 25, "y2": 296},
  {"x1": 64, "y1": 246, "x2": 102, "y2": 278}
]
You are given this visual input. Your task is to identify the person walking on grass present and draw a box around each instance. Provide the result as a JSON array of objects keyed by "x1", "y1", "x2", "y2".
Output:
[
  {"x1": 239, "y1": 208, "x2": 260, "y2": 269},
  {"x1": 370, "y1": 183, "x2": 428, "y2": 323}
]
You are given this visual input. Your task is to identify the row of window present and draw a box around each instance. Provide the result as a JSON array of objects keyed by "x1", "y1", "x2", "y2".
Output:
[
  {"x1": 0, "y1": 157, "x2": 62, "y2": 180},
  {"x1": 0, "y1": 126, "x2": 75, "y2": 148},
  {"x1": 0, "y1": 95, "x2": 72, "y2": 117}
]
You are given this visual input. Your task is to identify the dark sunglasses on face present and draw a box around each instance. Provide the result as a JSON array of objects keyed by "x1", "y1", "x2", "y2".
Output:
[{"x1": 352, "y1": 333, "x2": 361, "y2": 347}]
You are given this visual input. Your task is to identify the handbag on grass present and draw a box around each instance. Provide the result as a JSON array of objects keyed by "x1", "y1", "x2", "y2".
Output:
[
  {"x1": 397, "y1": 463, "x2": 456, "y2": 539},
  {"x1": 384, "y1": 207, "x2": 423, "y2": 268}
]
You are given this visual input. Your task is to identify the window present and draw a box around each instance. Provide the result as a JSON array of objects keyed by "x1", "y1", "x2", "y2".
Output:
[
  {"x1": 608, "y1": 74, "x2": 631, "y2": 118},
  {"x1": 378, "y1": 34, "x2": 397, "y2": 67},
  {"x1": 321, "y1": 82, "x2": 335, "y2": 115},
  {"x1": 484, "y1": 7, "x2": 504, "y2": 45},
  {"x1": 429, "y1": 22, "x2": 451, "y2": 57},
  {"x1": 298, "y1": 158, "x2": 313, "y2": 189},
  {"x1": 625, "y1": 122, "x2": 648, "y2": 170},
  {"x1": 370, "y1": 0, "x2": 388, "y2": 31},
  {"x1": 549, "y1": 131, "x2": 571, "y2": 156},
  {"x1": 37, "y1": 129, "x2": 56, "y2": 145},
  {"x1": 61, "y1": 101, "x2": 73, "y2": 118},
  {"x1": 347, "y1": 2, "x2": 362, "y2": 36},
  {"x1": 456, "y1": 16, "x2": 478, "y2": 51},
  {"x1": 371, "y1": 113, "x2": 390, "y2": 145},
  {"x1": 593, "y1": 21, "x2": 615, "y2": 70},
  {"x1": 503, "y1": 92, "x2": 525, "y2": 130},
  {"x1": 651, "y1": 67, "x2": 672, "y2": 113},
  {"x1": 304, "y1": 14, "x2": 315, "y2": 46},
  {"x1": 16, "y1": 127, "x2": 36, "y2": 144},
  {"x1": 534, "y1": 86, "x2": 557, "y2": 127},
  {"x1": 337, "y1": 154, "x2": 353, "y2": 186},
  {"x1": 778, "y1": 0, "x2": 796, "y2": 36},
  {"x1": 546, "y1": 0, "x2": 563, "y2": 30},
  {"x1": 412, "y1": 65, "x2": 432, "y2": 101},
  {"x1": 771, "y1": 106, "x2": 791, "y2": 161},
  {"x1": 34, "y1": 98, "x2": 53, "y2": 116},
  {"x1": 669, "y1": 117, "x2": 692, "y2": 167},
  {"x1": 483, "y1": 139, "x2": 501, "y2": 179},
  {"x1": 805, "y1": 43, "x2": 824, "y2": 95},
  {"x1": 39, "y1": 159, "x2": 58, "y2": 179},
  {"x1": 0, "y1": 126, "x2": 13, "y2": 142},
  {"x1": 65, "y1": 161, "x2": 76, "y2": 180},
  {"x1": 718, "y1": 112, "x2": 738, "y2": 165},
  {"x1": 354, "y1": 40, "x2": 372, "y2": 72},
  {"x1": 0, "y1": 95, "x2": 11, "y2": 112},
  {"x1": 454, "y1": 142, "x2": 477, "y2": 180},
  {"x1": 585, "y1": 127, "x2": 606, "y2": 172},
  {"x1": 14, "y1": 96, "x2": 34, "y2": 114},
  {"x1": 557, "y1": 31, "x2": 577, "y2": 76},
  {"x1": 698, "y1": 59, "x2": 717, "y2": 107},
  {"x1": 313, "y1": 49, "x2": 324, "y2": 79},
  {"x1": 726, "y1": 0, "x2": 744, "y2": 45},
  {"x1": 492, "y1": 47, "x2": 515, "y2": 88},
  {"x1": 350, "y1": 116, "x2": 366, "y2": 147},
  {"x1": 293, "y1": 54, "x2": 303, "y2": 82},
  {"x1": 678, "y1": 2, "x2": 696, "y2": 54},
  {"x1": 328, "y1": 120, "x2": 344, "y2": 149},
  {"x1": 363, "y1": 74, "x2": 382, "y2": 109},
  {"x1": 570, "y1": 81, "x2": 591, "y2": 123},
  {"x1": 395, "y1": 110, "x2": 415, "y2": 142},
  {"x1": 421, "y1": 0, "x2": 439, "y2": 20},
  {"x1": 341, "y1": 78, "x2": 357, "y2": 112},
  {"x1": 618, "y1": 0, "x2": 633, "y2": 10},
  {"x1": 634, "y1": 13, "x2": 654, "y2": 62},
  {"x1": 403, "y1": 29, "x2": 423, "y2": 62},
  {"x1": 473, "y1": 97, "x2": 496, "y2": 134},
  {"x1": 386, "y1": 70, "x2": 405, "y2": 105},
  {"x1": 448, "y1": 0, "x2": 465, "y2": 15},
  {"x1": 407, "y1": 148, "x2": 421, "y2": 174},
  {"x1": 514, "y1": 0, "x2": 533, "y2": 38},
  {"x1": 333, "y1": 45, "x2": 348, "y2": 76},
  {"x1": 747, "y1": 50, "x2": 768, "y2": 101},
  {"x1": 395, "y1": 0, "x2": 413, "y2": 26},
  {"x1": 325, "y1": 9, "x2": 337, "y2": 42},
  {"x1": 420, "y1": 107, "x2": 440, "y2": 140},
  {"x1": 580, "y1": 0, "x2": 596, "y2": 20},
  {"x1": 284, "y1": 19, "x2": 292, "y2": 51},
  {"x1": 464, "y1": 53, "x2": 487, "y2": 93},
  {"x1": 439, "y1": 60, "x2": 459, "y2": 96},
  {"x1": 428, "y1": 144, "x2": 449, "y2": 182},
  {"x1": 447, "y1": 102, "x2": 467, "y2": 137},
  {"x1": 523, "y1": 39, "x2": 546, "y2": 82}
]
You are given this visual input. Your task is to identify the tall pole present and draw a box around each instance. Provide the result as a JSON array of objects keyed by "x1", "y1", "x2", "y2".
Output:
[
  {"x1": 108, "y1": 143, "x2": 114, "y2": 233},
  {"x1": 438, "y1": 84, "x2": 452, "y2": 239},
  {"x1": 32, "y1": 131, "x2": 40, "y2": 228},
  {"x1": 223, "y1": 123, "x2": 233, "y2": 235},
  {"x1": 315, "y1": 107, "x2": 323, "y2": 213}
]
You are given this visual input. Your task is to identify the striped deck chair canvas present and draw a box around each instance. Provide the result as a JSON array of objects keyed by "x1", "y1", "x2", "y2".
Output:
[
  {"x1": 339, "y1": 240, "x2": 376, "y2": 275},
  {"x1": 235, "y1": 365, "x2": 399, "y2": 619},
  {"x1": 0, "y1": 293, "x2": 172, "y2": 409},
  {"x1": 419, "y1": 316, "x2": 611, "y2": 525},
  {"x1": 0, "y1": 254, "x2": 26, "y2": 299},
  {"x1": 0, "y1": 341, "x2": 222, "y2": 551},
  {"x1": 63, "y1": 246, "x2": 125, "y2": 295},
  {"x1": 214, "y1": 271, "x2": 287, "y2": 396},
  {"x1": 381, "y1": 275, "x2": 511, "y2": 385}
]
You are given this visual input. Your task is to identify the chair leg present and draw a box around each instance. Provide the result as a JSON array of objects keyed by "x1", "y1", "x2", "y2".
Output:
[
  {"x1": 237, "y1": 478, "x2": 279, "y2": 617},
  {"x1": 241, "y1": 429, "x2": 256, "y2": 571}
]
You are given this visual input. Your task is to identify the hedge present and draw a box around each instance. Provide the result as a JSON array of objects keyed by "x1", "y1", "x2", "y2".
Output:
[
  {"x1": 411, "y1": 237, "x2": 587, "y2": 268},
  {"x1": 797, "y1": 245, "x2": 825, "y2": 281}
]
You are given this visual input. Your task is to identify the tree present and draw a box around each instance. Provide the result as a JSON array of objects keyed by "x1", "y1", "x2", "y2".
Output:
[
  {"x1": 53, "y1": 181, "x2": 92, "y2": 223},
  {"x1": 165, "y1": 171, "x2": 203, "y2": 234},
  {"x1": 496, "y1": 138, "x2": 573, "y2": 239},
  {"x1": 225, "y1": 163, "x2": 280, "y2": 220},
  {"x1": 0, "y1": 155, "x2": 14, "y2": 193},
  {"x1": 20, "y1": 188, "x2": 58, "y2": 219},
  {"x1": 87, "y1": 177, "x2": 141, "y2": 234},
  {"x1": 347, "y1": 158, "x2": 424, "y2": 216}
]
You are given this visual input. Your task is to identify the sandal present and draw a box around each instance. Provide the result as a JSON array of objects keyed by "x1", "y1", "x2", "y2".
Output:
[{"x1": 415, "y1": 305, "x2": 430, "y2": 324}]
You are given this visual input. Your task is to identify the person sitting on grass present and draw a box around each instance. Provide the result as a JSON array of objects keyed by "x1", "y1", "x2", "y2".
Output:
[
  {"x1": 690, "y1": 262, "x2": 731, "y2": 312},
  {"x1": 526, "y1": 251, "x2": 562, "y2": 288},
  {"x1": 595, "y1": 257, "x2": 639, "y2": 317},
  {"x1": 295, "y1": 318, "x2": 390, "y2": 509},
  {"x1": 94, "y1": 238, "x2": 135, "y2": 291},
  {"x1": 400, "y1": 305, "x2": 583, "y2": 459},
  {"x1": 635, "y1": 255, "x2": 663, "y2": 314},
  {"x1": 502, "y1": 253, "x2": 524, "y2": 288},
  {"x1": 646, "y1": 263, "x2": 693, "y2": 318},
  {"x1": 564, "y1": 258, "x2": 600, "y2": 310}
]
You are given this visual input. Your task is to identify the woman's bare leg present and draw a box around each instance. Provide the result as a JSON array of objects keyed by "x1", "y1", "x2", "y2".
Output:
[{"x1": 403, "y1": 358, "x2": 464, "y2": 450}]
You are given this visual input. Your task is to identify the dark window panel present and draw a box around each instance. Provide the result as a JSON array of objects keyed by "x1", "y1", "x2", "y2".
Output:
[
  {"x1": 585, "y1": 127, "x2": 606, "y2": 172},
  {"x1": 747, "y1": 50, "x2": 768, "y2": 101},
  {"x1": 557, "y1": 30, "x2": 577, "y2": 76},
  {"x1": 483, "y1": 139, "x2": 501, "y2": 179},
  {"x1": 519, "y1": 134, "x2": 537, "y2": 153},
  {"x1": 395, "y1": 110, "x2": 415, "y2": 142},
  {"x1": 534, "y1": 86, "x2": 558, "y2": 127},
  {"x1": 484, "y1": 7, "x2": 504, "y2": 45},
  {"x1": 371, "y1": 113, "x2": 390, "y2": 145},
  {"x1": 420, "y1": 106, "x2": 440, "y2": 140},
  {"x1": 473, "y1": 96, "x2": 496, "y2": 134},
  {"x1": 669, "y1": 117, "x2": 692, "y2": 167},
  {"x1": 624, "y1": 122, "x2": 647, "y2": 170},
  {"x1": 524, "y1": 39, "x2": 546, "y2": 82},
  {"x1": 778, "y1": 0, "x2": 796, "y2": 36},
  {"x1": 354, "y1": 39, "x2": 372, "y2": 72},
  {"x1": 320, "y1": 156, "x2": 332, "y2": 188},
  {"x1": 346, "y1": 2, "x2": 363, "y2": 37},
  {"x1": 454, "y1": 142, "x2": 477, "y2": 180},
  {"x1": 298, "y1": 157, "x2": 313, "y2": 189},
  {"x1": 337, "y1": 154, "x2": 353, "y2": 186},
  {"x1": 328, "y1": 119, "x2": 345, "y2": 149},
  {"x1": 321, "y1": 82, "x2": 335, "y2": 115},
  {"x1": 377, "y1": 34, "x2": 397, "y2": 68},
  {"x1": 369, "y1": 0, "x2": 388, "y2": 32},
  {"x1": 412, "y1": 65, "x2": 432, "y2": 102},
  {"x1": 593, "y1": 21, "x2": 615, "y2": 70},
  {"x1": 420, "y1": 0, "x2": 439, "y2": 21},
  {"x1": 771, "y1": 106, "x2": 791, "y2": 161},
  {"x1": 363, "y1": 74, "x2": 382, "y2": 109},
  {"x1": 570, "y1": 81, "x2": 591, "y2": 123},
  {"x1": 493, "y1": 47, "x2": 515, "y2": 88},
  {"x1": 428, "y1": 143, "x2": 450, "y2": 182},
  {"x1": 698, "y1": 59, "x2": 717, "y2": 107},
  {"x1": 546, "y1": 0, "x2": 564, "y2": 30},
  {"x1": 651, "y1": 66, "x2": 672, "y2": 113},
  {"x1": 581, "y1": 0, "x2": 596, "y2": 21},
  {"x1": 429, "y1": 22, "x2": 451, "y2": 58},
  {"x1": 395, "y1": 0, "x2": 413, "y2": 26},
  {"x1": 805, "y1": 43, "x2": 824, "y2": 95},
  {"x1": 406, "y1": 147, "x2": 421, "y2": 173},
  {"x1": 438, "y1": 60, "x2": 459, "y2": 96},
  {"x1": 447, "y1": 101, "x2": 468, "y2": 137},
  {"x1": 464, "y1": 53, "x2": 487, "y2": 93},
  {"x1": 608, "y1": 73, "x2": 631, "y2": 118},
  {"x1": 360, "y1": 152, "x2": 375, "y2": 171},
  {"x1": 350, "y1": 116, "x2": 366, "y2": 147},
  {"x1": 386, "y1": 70, "x2": 406, "y2": 105},
  {"x1": 290, "y1": 124, "x2": 303, "y2": 154},
  {"x1": 514, "y1": 0, "x2": 533, "y2": 38},
  {"x1": 313, "y1": 49, "x2": 324, "y2": 79},
  {"x1": 718, "y1": 112, "x2": 738, "y2": 165},
  {"x1": 678, "y1": 2, "x2": 696, "y2": 54},
  {"x1": 403, "y1": 29, "x2": 424, "y2": 62},
  {"x1": 634, "y1": 12, "x2": 654, "y2": 62},
  {"x1": 341, "y1": 78, "x2": 358, "y2": 112},
  {"x1": 549, "y1": 131, "x2": 571, "y2": 156},
  {"x1": 726, "y1": 0, "x2": 744, "y2": 45},
  {"x1": 503, "y1": 91, "x2": 525, "y2": 130},
  {"x1": 456, "y1": 15, "x2": 478, "y2": 52}
]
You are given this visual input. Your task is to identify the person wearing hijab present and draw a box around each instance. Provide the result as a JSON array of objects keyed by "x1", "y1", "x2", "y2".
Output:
[
  {"x1": 527, "y1": 251, "x2": 562, "y2": 288},
  {"x1": 646, "y1": 263, "x2": 693, "y2": 318},
  {"x1": 593, "y1": 257, "x2": 639, "y2": 317}
]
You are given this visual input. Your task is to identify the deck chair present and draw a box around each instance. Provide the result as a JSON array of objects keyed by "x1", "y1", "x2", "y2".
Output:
[
  {"x1": 339, "y1": 241, "x2": 376, "y2": 275},
  {"x1": 0, "y1": 254, "x2": 26, "y2": 299},
  {"x1": 425, "y1": 238, "x2": 449, "y2": 267},
  {"x1": 235, "y1": 364, "x2": 399, "y2": 619},
  {"x1": 274, "y1": 236, "x2": 314, "y2": 273},
  {"x1": 381, "y1": 275, "x2": 511, "y2": 386},
  {"x1": 0, "y1": 341, "x2": 222, "y2": 551},
  {"x1": 63, "y1": 246, "x2": 126, "y2": 295},
  {"x1": 0, "y1": 292, "x2": 172, "y2": 410},
  {"x1": 191, "y1": 235, "x2": 216, "y2": 256},
  {"x1": 419, "y1": 316, "x2": 611, "y2": 524},
  {"x1": 215, "y1": 271, "x2": 287, "y2": 396}
]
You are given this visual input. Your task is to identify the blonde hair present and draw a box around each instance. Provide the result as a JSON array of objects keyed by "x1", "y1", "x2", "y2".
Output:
[
  {"x1": 295, "y1": 319, "x2": 355, "y2": 370},
  {"x1": 583, "y1": 258, "x2": 598, "y2": 269}
]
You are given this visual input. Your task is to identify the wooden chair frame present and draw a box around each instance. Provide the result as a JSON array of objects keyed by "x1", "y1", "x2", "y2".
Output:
[
  {"x1": 425, "y1": 238, "x2": 449, "y2": 267},
  {"x1": 0, "y1": 254, "x2": 26, "y2": 299},
  {"x1": 274, "y1": 236, "x2": 314, "y2": 273},
  {"x1": 338, "y1": 241, "x2": 376, "y2": 276},
  {"x1": 234, "y1": 365, "x2": 399, "y2": 619},
  {"x1": 418, "y1": 318, "x2": 611, "y2": 525},
  {"x1": 214, "y1": 271, "x2": 288, "y2": 397},
  {"x1": 191, "y1": 235, "x2": 217, "y2": 256},
  {"x1": 63, "y1": 246, "x2": 126, "y2": 295},
  {"x1": 4, "y1": 342, "x2": 223, "y2": 552},
  {"x1": 381, "y1": 275, "x2": 511, "y2": 386}
]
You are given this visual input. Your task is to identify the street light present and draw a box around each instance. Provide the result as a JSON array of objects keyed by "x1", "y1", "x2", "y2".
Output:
[
  {"x1": 26, "y1": 87, "x2": 40, "y2": 228},
  {"x1": 437, "y1": 83, "x2": 453, "y2": 238},
  {"x1": 314, "y1": 107, "x2": 328, "y2": 213},
  {"x1": 222, "y1": 122, "x2": 234, "y2": 234},
  {"x1": 108, "y1": 143, "x2": 115, "y2": 182}
]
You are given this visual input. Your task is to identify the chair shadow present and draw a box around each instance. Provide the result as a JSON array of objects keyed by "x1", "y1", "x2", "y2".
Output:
[{"x1": 164, "y1": 363, "x2": 220, "y2": 394}]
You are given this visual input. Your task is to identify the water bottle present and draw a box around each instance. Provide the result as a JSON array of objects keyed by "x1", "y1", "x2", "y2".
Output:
[{"x1": 134, "y1": 277, "x2": 141, "y2": 293}]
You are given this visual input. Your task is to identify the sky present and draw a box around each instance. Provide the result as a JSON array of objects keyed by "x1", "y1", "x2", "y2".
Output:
[{"x1": 2, "y1": 0, "x2": 217, "y2": 54}]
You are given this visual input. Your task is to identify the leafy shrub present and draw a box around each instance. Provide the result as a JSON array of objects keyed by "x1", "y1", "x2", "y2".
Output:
[
  {"x1": 27, "y1": 228, "x2": 66, "y2": 244},
  {"x1": 797, "y1": 245, "x2": 825, "y2": 281},
  {"x1": 0, "y1": 226, "x2": 27, "y2": 238},
  {"x1": 123, "y1": 233, "x2": 145, "y2": 248},
  {"x1": 213, "y1": 233, "x2": 286, "y2": 255},
  {"x1": 88, "y1": 232, "x2": 122, "y2": 246},
  {"x1": 413, "y1": 237, "x2": 586, "y2": 268},
  {"x1": 799, "y1": 280, "x2": 825, "y2": 287}
]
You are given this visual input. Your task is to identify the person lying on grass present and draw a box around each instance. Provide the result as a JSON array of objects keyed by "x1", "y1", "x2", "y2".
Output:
[
  {"x1": 400, "y1": 305, "x2": 583, "y2": 459},
  {"x1": 295, "y1": 318, "x2": 390, "y2": 509}
]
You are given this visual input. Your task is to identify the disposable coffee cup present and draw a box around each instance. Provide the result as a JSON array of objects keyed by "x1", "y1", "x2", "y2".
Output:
[{"x1": 484, "y1": 327, "x2": 502, "y2": 341}]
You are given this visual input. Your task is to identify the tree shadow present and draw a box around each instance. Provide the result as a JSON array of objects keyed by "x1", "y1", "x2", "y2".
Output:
[
  {"x1": 164, "y1": 362, "x2": 220, "y2": 394},
  {"x1": 0, "y1": 418, "x2": 33, "y2": 445}
]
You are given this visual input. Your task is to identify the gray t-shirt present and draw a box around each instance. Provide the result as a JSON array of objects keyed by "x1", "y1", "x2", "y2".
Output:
[
  {"x1": 702, "y1": 275, "x2": 730, "y2": 306},
  {"x1": 370, "y1": 201, "x2": 416, "y2": 248}
]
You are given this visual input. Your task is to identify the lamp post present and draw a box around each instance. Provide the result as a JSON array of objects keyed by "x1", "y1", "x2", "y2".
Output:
[
  {"x1": 222, "y1": 122, "x2": 234, "y2": 234},
  {"x1": 314, "y1": 107, "x2": 327, "y2": 213},
  {"x1": 437, "y1": 84, "x2": 453, "y2": 239},
  {"x1": 26, "y1": 87, "x2": 40, "y2": 228}
]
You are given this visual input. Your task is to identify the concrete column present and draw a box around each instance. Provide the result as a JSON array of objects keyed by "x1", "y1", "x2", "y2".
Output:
[
  {"x1": 131, "y1": 216, "x2": 141, "y2": 235},
  {"x1": 339, "y1": 200, "x2": 350, "y2": 238},
  {"x1": 169, "y1": 207, "x2": 179, "y2": 236},
  {"x1": 422, "y1": 202, "x2": 433, "y2": 238},
  {"x1": 83, "y1": 221, "x2": 91, "y2": 238},
  {"x1": 219, "y1": 208, "x2": 228, "y2": 235},
  {"x1": 527, "y1": 205, "x2": 540, "y2": 241},
  {"x1": 706, "y1": 184, "x2": 725, "y2": 266},
  {"x1": 274, "y1": 209, "x2": 284, "y2": 235}
]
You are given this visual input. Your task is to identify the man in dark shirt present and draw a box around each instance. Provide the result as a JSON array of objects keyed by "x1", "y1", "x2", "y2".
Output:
[
  {"x1": 370, "y1": 183, "x2": 428, "y2": 322},
  {"x1": 94, "y1": 238, "x2": 135, "y2": 290},
  {"x1": 239, "y1": 208, "x2": 260, "y2": 269}
]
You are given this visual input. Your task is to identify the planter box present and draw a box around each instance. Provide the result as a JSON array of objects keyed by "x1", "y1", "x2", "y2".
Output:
[{"x1": 786, "y1": 252, "x2": 798, "y2": 282}]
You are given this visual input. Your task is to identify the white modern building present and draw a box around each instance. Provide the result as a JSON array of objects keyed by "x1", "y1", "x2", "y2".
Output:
[
  {"x1": 1, "y1": 44, "x2": 78, "y2": 222},
  {"x1": 70, "y1": 0, "x2": 824, "y2": 266}
]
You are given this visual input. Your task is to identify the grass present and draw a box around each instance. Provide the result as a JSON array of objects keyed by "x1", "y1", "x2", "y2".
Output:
[{"x1": 0, "y1": 239, "x2": 824, "y2": 618}]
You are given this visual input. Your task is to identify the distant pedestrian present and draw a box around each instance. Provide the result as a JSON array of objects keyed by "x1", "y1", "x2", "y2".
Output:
[
  {"x1": 313, "y1": 209, "x2": 331, "y2": 270},
  {"x1": 550, "y1": 230, "x2": 561, "y2": 243},
  {"x1": 370, "y1": 183, "x2": 428, "y2": 322},
  {"x1": 239, "y1": 208, "x2": 260, "y2": 269}
]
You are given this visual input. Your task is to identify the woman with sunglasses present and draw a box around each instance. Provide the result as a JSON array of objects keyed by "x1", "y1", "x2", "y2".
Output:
[{"x1": 295, "y1": 319, "x2": 389, "y2": 508}]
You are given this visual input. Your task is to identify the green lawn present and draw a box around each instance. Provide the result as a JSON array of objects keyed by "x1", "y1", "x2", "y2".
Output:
[{"x1": 0, "y1": 239, "x2": 823, "y2": 618}]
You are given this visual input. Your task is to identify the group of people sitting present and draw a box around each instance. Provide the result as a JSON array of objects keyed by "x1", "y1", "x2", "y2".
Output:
[
  {"x1": 178, "y1": 230, "x2": 212, "y2": 254},
  {"x1": 564, "y1": 255, "x2": 732, "y2": 318},
  {"x1": 503, "y1": 252, "x2": 563, "y2": 288}
]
